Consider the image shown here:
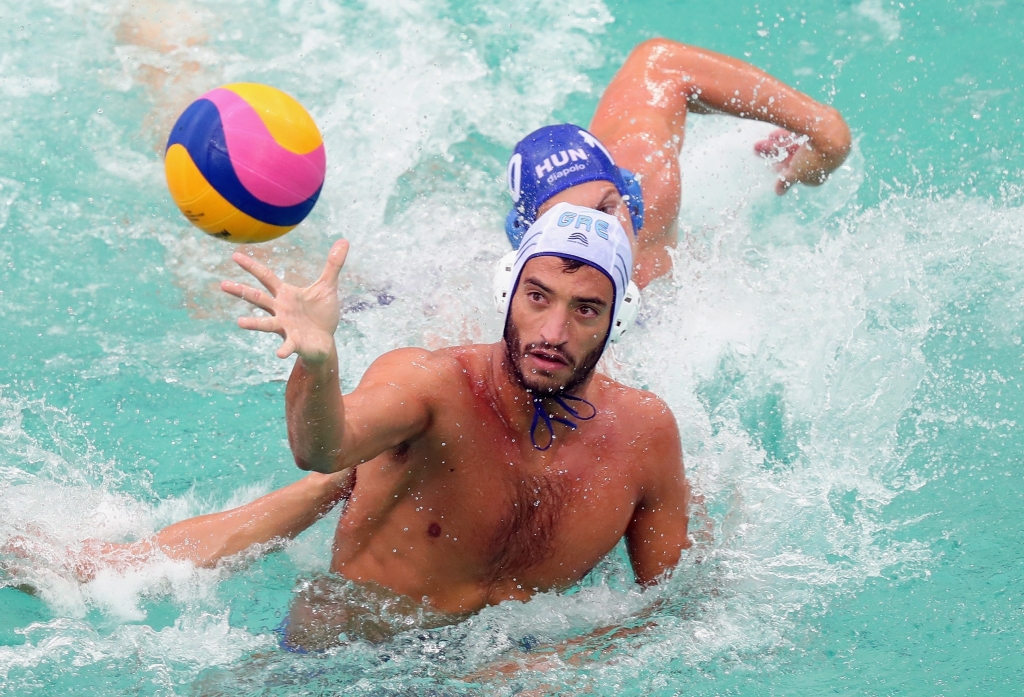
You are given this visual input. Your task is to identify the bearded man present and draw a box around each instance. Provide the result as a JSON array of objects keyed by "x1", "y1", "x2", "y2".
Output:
[{"x1": 72, "y1": 204, "x2": 690, "y2": 650}]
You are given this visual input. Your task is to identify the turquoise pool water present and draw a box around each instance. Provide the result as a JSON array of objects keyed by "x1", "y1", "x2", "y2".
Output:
[{"x1": 1, "y1": 0, "x2": 1022, "y2": 694}]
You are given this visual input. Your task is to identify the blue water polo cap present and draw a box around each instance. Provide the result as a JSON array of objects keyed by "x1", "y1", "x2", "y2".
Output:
[{"x1": 505, "y1": 124, "x2": 644, "y2": 247}]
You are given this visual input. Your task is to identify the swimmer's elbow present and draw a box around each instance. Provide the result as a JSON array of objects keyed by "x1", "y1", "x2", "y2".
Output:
[
  {"x1": 159, "y1": 539, "x2": 218, "y2": 568},
  {"x1": 190, "y1": 553, "x2": 222, "y2": 570},
  {"x1": 816, "y1": 107, "x2": 852, "y2": 165},
  {"x1": 293, "y1": 455, "x2": 316, "y2": 472},
  {"x1": 293, "y1": 453, "x2": 340, "y2": 474}
]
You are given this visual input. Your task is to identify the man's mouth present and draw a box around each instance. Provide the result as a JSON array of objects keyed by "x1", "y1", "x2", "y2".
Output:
[{"x1": 525, "y1": 347, "x2": 571, "y2": 371}]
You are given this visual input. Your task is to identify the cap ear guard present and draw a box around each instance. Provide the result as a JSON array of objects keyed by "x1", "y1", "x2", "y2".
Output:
[
  {"x1": 493, "y1": 250, "x2": 518, "y2": 314},
  {"x1": 505, "y1": 208, "x2": 528, "y2": 248},
  {"x1": 618, "y1": 167, "x2": 644, "y2": 235},
  {"x1": 609, "y1": 280, "x2": 641, "y2": 343}
]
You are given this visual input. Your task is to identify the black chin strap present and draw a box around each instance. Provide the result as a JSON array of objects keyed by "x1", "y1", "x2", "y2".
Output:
[{"x1": 529, "y1": 394, "x2": 598, "y2": 451}]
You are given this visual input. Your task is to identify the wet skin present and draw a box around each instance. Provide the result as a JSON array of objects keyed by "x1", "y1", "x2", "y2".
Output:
[
  {"x1": 540, "y1": 39, "x2": 852, "y2": 289},
  {"x1": 325, "y1": 342, "x2": 684, "y2": 611},
  {"x1": 283, "y1": 255, "x2": 692, "y2": 615},
  {"x1": 52, "y1": 37, "x2": 858, "y2": 650},
  {"x1": 59, "y1": 247, "x2": 689, "y2": 649}
]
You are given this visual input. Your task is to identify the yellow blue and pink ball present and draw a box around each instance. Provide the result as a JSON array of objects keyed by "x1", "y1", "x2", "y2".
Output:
[{"x1": 164, "y1": 83, "x2": 326, "y2": 244}]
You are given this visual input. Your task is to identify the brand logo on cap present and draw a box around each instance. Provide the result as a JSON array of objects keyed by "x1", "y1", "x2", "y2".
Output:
[
  {"x1": 534, "y1": 149, "x2": 589, "y2": 179},
  {"x1": 567, "y1": 232, "x2": 589, "y2": 246}
]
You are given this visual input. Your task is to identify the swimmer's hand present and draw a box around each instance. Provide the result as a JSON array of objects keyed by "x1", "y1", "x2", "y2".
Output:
[
  {"x1": 755, "y1": 127, "x2": 848, "y2": 195},
  {"x1": 222, "y1": 239, "x2": 350, "y2": 363},
  {"x1": 66, "y1": 539, "x2": 157, "y2": 582},
  {"x1": 1, "y1": 533, "x2": 152, "y2": 587}
]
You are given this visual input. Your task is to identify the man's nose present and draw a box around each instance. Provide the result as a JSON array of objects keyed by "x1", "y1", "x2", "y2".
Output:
[{"x1": 538, "y1": 304, "x2": 571, "y2": 346}]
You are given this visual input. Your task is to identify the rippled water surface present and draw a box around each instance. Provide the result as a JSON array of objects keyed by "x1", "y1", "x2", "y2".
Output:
[{"x1": 1, "y1": 0, "x2": 1022, "y2": 694}]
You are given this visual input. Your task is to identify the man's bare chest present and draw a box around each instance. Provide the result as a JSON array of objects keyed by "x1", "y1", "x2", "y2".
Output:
[
  {"x1": 348, "y1": 431, "x2": 640, "y2": 582},
  {"x1": 476, "y1": 459, "x2": 639, "y2": 586}
]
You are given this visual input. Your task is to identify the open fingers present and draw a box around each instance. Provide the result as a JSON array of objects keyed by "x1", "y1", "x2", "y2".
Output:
[
  {"x1": 275, "y1": 338, "x2": 297, "y2": 359},
  {"x1": 232, "y1": 252, "x2": 283, "y2": 295},
  {"x1": 316, "y1": 239, "x2": 350, "y2": 290},
  {"x1": 221, "y1": 280, "x2": 275, "y2": 313},
  {"x1": 238, "y1": 315, "x2": 282, "y2": 335}
]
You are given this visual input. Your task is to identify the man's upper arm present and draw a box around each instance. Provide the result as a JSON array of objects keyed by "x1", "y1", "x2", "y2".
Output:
[
  {"x1": 335, "y1": 348, "x2": 448, "y2": 470},
  {"x1": 592, "y1": 39, "x2": 849, "y2": 183},
  {"x1": 625, "y1": 397, "x2": 692, "y2": 586}
]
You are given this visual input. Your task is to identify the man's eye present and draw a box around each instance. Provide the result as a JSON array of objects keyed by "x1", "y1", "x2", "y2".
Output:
[
  {"x1": 579, "y1": 306, "x2": 598, "y2": 317},
  {"x1": 528, "y1": 292, "x2": 544, "y2": 302}
]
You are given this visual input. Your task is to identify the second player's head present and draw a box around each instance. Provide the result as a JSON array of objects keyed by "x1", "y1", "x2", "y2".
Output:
[{"x1": 505, "y1": 124, "x2": 644, "y2": 248}]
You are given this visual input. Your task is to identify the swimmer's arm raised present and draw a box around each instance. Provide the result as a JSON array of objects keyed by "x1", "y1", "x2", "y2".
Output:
[
  {"x1": 595, "y1": 39, "x2": 851, "y2": 194},
  {"x1": 222, "y1": 240, "x2": 435, "y2": 474},
  {"x1": 669, "y1": 41, "x2": 851, "y2": 192},
  {"x1": 624, "y1": 402, "x2": 691, "y2": 586},
  {"x1": 223, "y1": 237, "x2": 349, "y2": 472},
  {"x1": 287, "y1": 348, "x2": 436, "y2": 473}
]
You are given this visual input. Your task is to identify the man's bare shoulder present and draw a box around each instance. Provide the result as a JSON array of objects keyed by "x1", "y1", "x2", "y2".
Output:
[
  {"x1": 595, "y1": 375, "x2": 676, "y2": 424},
  {"x1": 361, "y1": 343, "x2": 493, "y2": 395},
  {"x1": 595, "y1": 375, "x2": 682, "y2": 471}
]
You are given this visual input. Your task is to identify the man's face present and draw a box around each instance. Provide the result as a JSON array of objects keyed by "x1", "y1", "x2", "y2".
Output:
[{"x1": 503, "y1": 256, "x2": 614, "y2": 395}]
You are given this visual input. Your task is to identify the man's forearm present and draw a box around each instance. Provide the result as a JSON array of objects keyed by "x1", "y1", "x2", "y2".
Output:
[
  {"x1": 675, "y1": 42, "x2": 850, "y2": 161},
  {"x1": 286, "y1": 348, "x2": 346, "y2": 473},
  {"x1": 73, "y1": 472, "x2": 352, "y2": 580},
  {"x1": 154, "y1": 471, "x2": 352, "y2": 563}
]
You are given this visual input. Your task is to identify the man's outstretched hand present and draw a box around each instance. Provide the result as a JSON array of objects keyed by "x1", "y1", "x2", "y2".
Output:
[
  {"x1": 221, "y1": 239, "x2": 349, "y2": 363},
  {"x1": 755, "y1": 127, "x2": 848, "y2": 195}
]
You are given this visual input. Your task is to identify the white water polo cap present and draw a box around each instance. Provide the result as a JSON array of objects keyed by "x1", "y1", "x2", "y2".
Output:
[{"x1": 493, "y1": 202, "x2": 640, "y2": 346}]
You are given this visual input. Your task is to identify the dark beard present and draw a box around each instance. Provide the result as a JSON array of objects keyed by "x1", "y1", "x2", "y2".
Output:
[{"x1": 502, "y1": 318, "x2": 605, "y2": 397}]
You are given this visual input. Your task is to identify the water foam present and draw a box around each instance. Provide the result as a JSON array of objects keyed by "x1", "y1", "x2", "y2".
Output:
[
  {"x1": 598, "y1": 116, "x2": 1024, "y2": 679},
  {"x1": 4, "y1": 0, "x2": 1024, "y2": 693}
]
